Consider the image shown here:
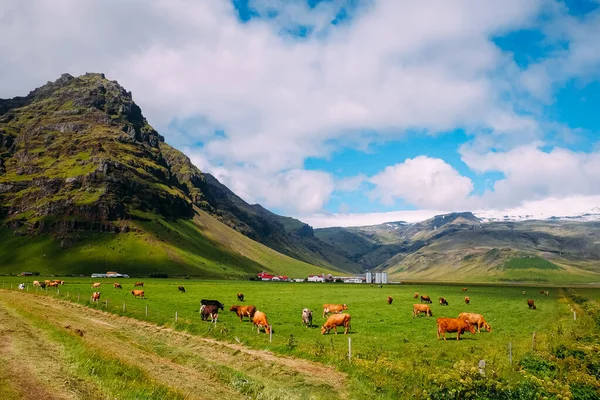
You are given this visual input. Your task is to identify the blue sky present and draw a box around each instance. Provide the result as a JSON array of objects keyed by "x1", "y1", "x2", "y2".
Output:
[{"x1": 1, "y1": 0, "x2": 600, "y2": 226}]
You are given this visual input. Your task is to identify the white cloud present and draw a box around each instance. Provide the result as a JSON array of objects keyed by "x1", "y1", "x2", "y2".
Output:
[
  {"x1": 301, "y1": 209, "x2": 448, "y2": 228},
  {"x1": 335, "y1": 174, "x2": 367, "y2": 192},
  {"x1": 369, "y1": 156, "x2": 474, "y2": 209}
]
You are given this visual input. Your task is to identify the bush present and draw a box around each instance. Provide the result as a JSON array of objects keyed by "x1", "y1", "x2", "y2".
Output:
[
  {"x1": 518, "y1": 353, "x2": 557, "y2": 378},
  {"x1": 148, "y1": 272, "x2": 168, "y2": 278}
]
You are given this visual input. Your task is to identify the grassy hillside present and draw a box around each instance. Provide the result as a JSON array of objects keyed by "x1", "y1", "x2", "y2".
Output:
[{"x1": 0, "y1": 208, "x2": 335, "y2": 278}]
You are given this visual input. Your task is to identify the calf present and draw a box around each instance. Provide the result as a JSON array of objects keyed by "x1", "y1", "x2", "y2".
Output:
[
  {"x1": 413, "y1": 304, "x2": 433, "y2": 318},
  {"x1": 413, "y1": 292, "x2": 419, "y2": 299},
  {"x1": 200, "y1": 304, "x2": 219, "y2": 322},
  {"x1": 252, "y1": 311, "x2": 271, "y2": 334},
  {"x1": 237, "y1": 292, "x2": 244, "y2": 301},
  {"x1": 92, "y1": 282, "x2": 101, "y2": 288},
  {"x1": 544, "y1": 291, "x2": 549, "y2": 296},
  {"x1": 322, "y1": 303, "x2": 348, "y2": 318},
  {"x1": 420, "y1": 295, "x2": 432, "y2": 304},
  {"x1": 540, "y1": 290, "x2": 545, "y2": 294},
  {"x1": 464, "y1": 296, "x2": 470, "y2": 305},
  {"x1": 302, "y1": 308, "x2": 313, "y2": 327},
  {"x1": 436, "y1": 318, "x2": 476, "y2": 341},
  {"x1": 113, "y1": 283, "x2": 122, "y2": 289},
  {"x1": 229, "y1": 305, "x2": 257, "y2": 322},
  {"x1": 321, "y1": 313, "x2": 351, "y2": 335},
  {"x1": 439, "y1": 297, "x2": 449, "y2": 306},
  {"x1": 131, "y1": 290, "x2": 145, "y2": 298},
  {"x1": 92, "y1": 292, "x2": 101, "y2": 302},
  {"x1": 201, "y1": 299, "x2": 224, "y2": 310},
  {"x1": 527, "y1": 299, "x2": 536, "y2": 309},
  {"x1": 387, "y1": 296, "x2": 393, "y2": 305},
  {"x1": 462, "y1": 288, "x2": 468, "y2": 292},
  {"x1": 178, "y1": 286, "x2": 186, "y2": 293},
  {"x1": 134, "y1": 282, "x2": 144, "y2": 287},
  {"x1": 458, "y1": 312, "x2": 491, "y2": 333}
]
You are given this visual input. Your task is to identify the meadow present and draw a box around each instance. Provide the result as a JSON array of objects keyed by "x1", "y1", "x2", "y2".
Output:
[{"x1": 1, "y1": 277, "x2": 599, "y2": 399}]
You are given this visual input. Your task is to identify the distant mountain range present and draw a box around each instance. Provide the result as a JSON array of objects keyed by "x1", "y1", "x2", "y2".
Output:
[{"x1": 1, "y1": 73, "x2": 598, "y2": 283}]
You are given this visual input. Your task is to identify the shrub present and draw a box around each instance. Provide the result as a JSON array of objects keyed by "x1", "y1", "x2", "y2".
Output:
[{"x1": 518, "y1": 353, "x2": 557, "y2": 378}]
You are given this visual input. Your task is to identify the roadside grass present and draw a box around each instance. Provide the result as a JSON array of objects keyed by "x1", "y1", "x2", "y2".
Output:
[{"x1": 3, "y1": 278, "x2": 599, "y2": 397}]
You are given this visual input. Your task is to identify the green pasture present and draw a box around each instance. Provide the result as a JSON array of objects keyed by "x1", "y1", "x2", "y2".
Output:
[{"x1": 1, "y1": 277, "x2": 598, "y2": 398}]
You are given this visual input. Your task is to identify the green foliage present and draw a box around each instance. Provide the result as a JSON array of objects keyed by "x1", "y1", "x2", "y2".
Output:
[{"x1": 518, "y1": 353, "x2": 557, "y2": 378}]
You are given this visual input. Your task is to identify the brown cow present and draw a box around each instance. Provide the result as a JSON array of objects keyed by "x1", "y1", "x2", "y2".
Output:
[
  {"x1": 229, "y1": 305, "x2": 257, "y2": 322},
  {"x1": 200, "y1": 304, "x2": 219, "y2": 322},
  {"x1": 91, "y1": 292, "x2": 101, "y2": 302},
  {"x1": 134, "y1": 282, "x2": 144, "y2": 287},
  {"x1": 252, "y1": 311, "x2": 271, "y2": 334},
  {"x1": 458, "y1": 312, "x2": 491, "y2": 333},
  {"x1": 413, "y1": 292, "x2": 419, "y2": 299},
  {"x1": 322, "y1": 303, "x2": 348, "y2": 318},
  {"x1": 462, "y1": 288, "x2": 468, "y2": 292},
  {"x1": 413, "y1": 304, "x2": 433, "y2": 318},
  {"x1": 387, "y1": 296, "x2": 393, "y2": 305},
  {"x1": 131, "y1": 290, "x2": 145, "y2": 298},
  {"x1": 33, "y1": 280, "x2": 41, "y2": 287},
  {"x1": 113, "y1": 283, "x2": 122, "y2": 289},
  {"x1": 237, "y1": 293, "x2": 244, "y2": 301},
  {"x1": 420, "y1": 295, "x2": 432, "y2": 304},
  {"x1": 321, "y1": 313, "x2": 351, "y2": 335},
  {"x1": 540, "y1": 290, "x2": 545, "y2": 294},
  {"x1": 439, "y1": 297, "x2": 449, "y2": 306},
  {"x1": 527, "y1": 299, "x2": 536, "y2": 309},
  {"x1": 48, "y1": 282, "x2": 59, "y2": 288},
  {"x1": 92, "y1": 282, "x2": 101, "y2": 288},
  {"x1": 51, "y1": 280, "x2": 63, "y2": 285},
  {"x1": 436, "y1": 318, "x2": 476, "y2": 341},
  {"x1": 464, "y1": 296, "x2": 470, "y2": 305},
  {"x1": 178, "y1": 286, "x2": 186, "y2": 293}
]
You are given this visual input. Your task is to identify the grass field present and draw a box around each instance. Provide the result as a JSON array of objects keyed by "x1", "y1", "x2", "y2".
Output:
[{"x1": 1, "y1": 277, "x2": 599, "y2": 398}]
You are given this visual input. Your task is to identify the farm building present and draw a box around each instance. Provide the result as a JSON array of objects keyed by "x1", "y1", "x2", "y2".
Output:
[{"x1": 307, "y1": 274, "x2": 325, "y2": 282}]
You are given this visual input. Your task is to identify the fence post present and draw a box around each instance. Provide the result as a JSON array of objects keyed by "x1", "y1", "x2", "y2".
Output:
[
  {"x1": 532, "y1": 332, "x2": 536, "y2": 351},
  {"x1": 574, "y1": 311, "x2": 577, "y2": 321},
  {"x1": 77, "y1": 293, "x2": 80, "y2": 301},
  {"x1": 348, "y1": 337, "x2": 352, "y2": 361},
  {"x1": 508, "y1": 342, "x2": 512, "y2": 366},
  {"x1": 123, "y1": 303, "x2": 126, "y2": 312},
  {"x1": 270, "y1": 326, "x2": 273, "y2": 343},
  {"x1": 105, "y1": 299, "x2": 108, "y2": 307},
  {"x1": 176, "y1": 311, "x2": 178, "y2": 322},
  {"x1": 145, "y1": 305, "x2": 148, "y2": 317}
]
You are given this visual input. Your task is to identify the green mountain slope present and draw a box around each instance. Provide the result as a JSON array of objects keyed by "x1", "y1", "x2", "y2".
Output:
[{"x1": 0, "y1": 73, "x2": 350, "y2": 277}]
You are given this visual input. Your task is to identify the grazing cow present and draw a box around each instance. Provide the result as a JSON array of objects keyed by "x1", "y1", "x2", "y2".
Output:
[
  {"x1": 420, "y1": 295, "x2": 432, "y2": 304},
  {"x1": 178, "y1": 286, "x2": 185, "y2": 293},
  {"x1": 92, "y1": 282, "x2": 101, "y2": 288},
  {"x1": 252, "y1": 311, "x2": 271, "y2": 334},
  {"x1": 134, "y1": 282, "x2": 144, "y2": 287},
  {"x1": 322, "y1": 303, "x2": 348, "y2": 318},
  {"x1": 436, "y1": 318, "x2": 476, "y2": 341},
  {"x1": 91, "y1": 292, "x2": 101, "y2": 302},
  {"x1": 237, "y1": 293, "x2": 244, "y2": 301},
  {"x1": 464, "y1": 296, "x2": 470, "y2": 305},
  {"x1": 39, "y1": 282, "x2": 46, "y2": 289},
  {"x1": 302, "y1": 308, "x2": 313, "y2": 327},
  {"x1": 200, "y1": 304, "x2": 219, "y2": 322},
  {"x1": 439, "y1": 297, "x2": 449, "y2": 306},
  {"x1": 458, "y1": 312, "x2": 491, "y2": 333},
  {"x1": 522, "y1": 291, "x2": 526, "y2": 295},
  {"x1": 413, "y1": 304, "x2": 433, "y2": 318},
  {"x1": 527, "y1": 299, "x2": 536, "y2": 310},
  {"x1": 201, "y1": 299, "x2": 225, "y2": 310},
  {"x1": 33, "y1": 280, "x2": 41, "y2": 287},
  {"x1": 229, "y1": 305, "x2": 257, "y2": 322},
  {"x1": 113, "y1": 283, "x2": 122, "y2": 289},
  {"x1": 18, "y1": 283, "x2": 25, "y2": 290},
  {"x1": 462, "y1": 288, "x2": 468, "y2": 292},
  {"x1": 540, "y1": 290, "x2": 545, "y2": 294},
  {"x1": 387, "y1": 296, "x2": 393, "y2": 305},
  {"x1": 131, "y1": 290, "x2": 145, "y2": 298},
  {"x1": 321, "y1": 313, "x2": 351, "y2": 335},
  {"x1": 44, "y1": 280, "x2": 51, "y2": 285},
  {"x1": 52, "y1": 280, "x2": 63, "y2": 285},
  {"x1": 48, "y1": 282, "x2": 59, "y2": 288},
  {"x1": 413, "y1": 292, "x2": 419, "y2": 299},
  {"x1": 544, "y1": 291, "x2": 549, "y2": 296}
]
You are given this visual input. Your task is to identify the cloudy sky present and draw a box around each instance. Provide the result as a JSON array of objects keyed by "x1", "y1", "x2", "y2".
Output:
[{"x1": 1, "y1": 0, "x2": 599, "y2": 227}]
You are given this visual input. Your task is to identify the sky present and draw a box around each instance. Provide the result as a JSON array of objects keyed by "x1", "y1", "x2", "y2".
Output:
[{"x1": 1, "y1": 0, "x2": 599, "y2": 227}]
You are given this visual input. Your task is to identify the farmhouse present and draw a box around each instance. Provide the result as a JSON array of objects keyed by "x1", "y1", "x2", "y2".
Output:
[{"x1": 307, "y1": 274, "x2": 325, "y2": 282}]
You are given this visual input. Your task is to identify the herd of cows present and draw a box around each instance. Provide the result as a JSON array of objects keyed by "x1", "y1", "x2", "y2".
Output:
[{"x1": 22, "y1": 281, "x2": 547, "y2": 340}]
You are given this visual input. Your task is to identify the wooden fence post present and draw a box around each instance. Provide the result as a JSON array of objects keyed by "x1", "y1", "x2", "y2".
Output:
[
  {"x1": 348, "y1": 337, "x2": 352, "y2": 361},
  {"x1": 508, "y1": 342, "x2": 512, "y2": 366},
  {"x1": 145, "y1": 305, "x2": 148, "y2": 317},
  {"x1": 77, "y1": 293, "x2": 80, "y2": 301},
  {"x1": 269, "y1": 326, "x2": 273, "y2": 343},
  {"x1": 176, "y1": 311, "x2": 178, "y2": 322},
  {"x1": 574, "y1": 311, "x2": 577, "y2": 321},
  {"x1": 532, "y1": 332, "x2": 536, "y2": 351},
  {"x1": 123, "y1": 303, "x2": 126, "y2": 312}
]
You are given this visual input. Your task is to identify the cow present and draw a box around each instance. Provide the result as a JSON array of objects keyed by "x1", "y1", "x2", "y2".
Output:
[
  {"x1": 134, "y1": 282, "x2": 144, "y2": 287},
  {"x1": 39, "y1": 282, "x2": 46, "y2": 289},
  {"x1": 413, "y1": 304, "x2": 433, "y2": 318},
  {"x1": 439, "y1": 297, "x2": 449, "y2": 306},
  {"x1": 229, "y1": 305, "x2": 257, "y2": 322},
  {"x1": 544, "y1": 291, "x2": 549, "y2": 296},
  {"x1": 464, "y1": 296, "x2": 470, "y2": 305},
  {"x1": 91, "y1": 292, "x2": 101, "y2": 302},
  {"x1": 131, "y1": 290, "x2": 145, "y2": 298},
  {"x1": 44, "y1": 280, "x2": 51, "y2": 285},
  {"x1": 178, "y1": 286, "x2": 185, "y2": 293},
  {"x1": 33, "y1": 280, "x2": 41, "y2": 287},
  {"x1": 522, "y1": 291, "x2": 526, "y2": 295},
  {"x1": 201, "y1": 299, "x2": 225, "y2": 310},
  {"x1": 48, "y1": 282, "x2": 59, "y2": 288},
  {"x1": 436, "y1": 318, "x2": 476, "y2": 341},
  {"x1": 52, "y1": 280, "x2": 63, "y2": 285},
  {"x1": 252, "y1": 311, "x2": 271, "y2": 334},
  {"x1": 321, "y1": 313, "x2": 351, "y2": 335},
  {"x1": 458, "y1": 312, "x2": 491, "y2": 333},
  {"x1": 462, "y1": 288, "x2": 468, "y2": 292},
  {"x1": 322, "y1": 303, "x2": 348, "y2": 318},
  {"x1": 302, "y1": 308, "x2": 313, "y2": 327},
  {"x1": 237, "y1": 293, "x2": 244, "y2": 301},
  {"x1": 527, "y1": 299, "x2": 536, "y2": 309},
  {"x1": 387, "y1": 296, "x2": 393, "y2": 305},
  {"x1": 540, "y1": 290, "x2": 545, "y2": 294},
  {"x1": 113, "y1": 283, "x2": 122, "y2": 289},
  {"x1": 200, "y1": 304, "x2": 219, "y2": 322},
  {"x1": 18, "y1": 283, "x2": 25, "y2": 290},
  {"x1": 92, "y1": 282, "x2": 101, "y2": 288},
  {"x1": 413, "y1": 292, "x2": 419, "y2": 299},
  {"x1": 420, "y1": 295, "x2": 432, "y2": 304}
]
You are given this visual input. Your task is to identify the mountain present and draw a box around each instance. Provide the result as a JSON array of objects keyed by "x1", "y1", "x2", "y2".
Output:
[
  {"x1": 0, "y1": 73, "x2": 359, "y2": 277},
  {"x1": 315, "y1": 212, "x2": 600, "y2": 283}
]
